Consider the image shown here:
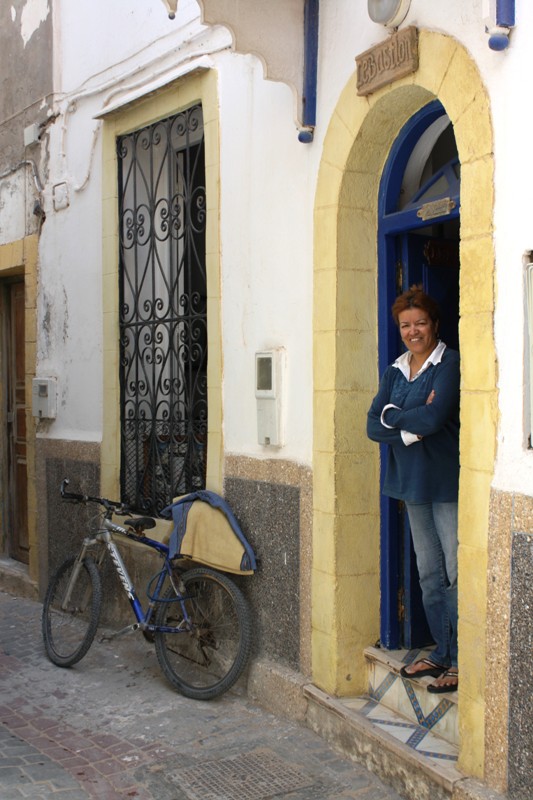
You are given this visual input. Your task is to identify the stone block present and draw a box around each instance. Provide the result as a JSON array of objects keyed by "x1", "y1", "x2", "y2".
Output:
[
  {"x1": 335, "y1": 451, "x2": 379, "y2": 516},
  {"x1": 417, "y1": 31, "x2": 456, "y2": 96},
  {"x1": 453, "y1": 91, "x2": 493, "y2": 162},
  {"x1": 459, "y1": 391, "x2": 497, "y2": 471},
  {"x1": 459, "y1": 236, "x2": 494, "y2": 315},
  {"x1": 458, "y1": 315, "x2": 496, "y2": 391},
  {"x1": 460, "y1": 159, "x2": 494, "y2": 239},
  {"x1": 336, "y1": 329, "x2": 379, "y2": 392},
  {"x1": 313, "y1": 390, "x2": 335, "y2": 453},
  {"x1": 247, "y1": 659, "x2": 308, "y2": 723},
  {"x1": 457, "y1": 696, "x2": 485, "y2": 779},
  {"x1": 312, "y1": 451, "x2": 335, "y2": 515},
  {"x1": 334, "y1": 388, "x2": 377, "y2": 455},
  {"x1": 458, "y1": 467, "x2": 491, "y2": 549},
  {"x1": 315, "y1": 159, "x2": 344, "y2": 210},
  {"x1": 313, "y1": 330, "x2": 336, "y2": 391},
  {"x1": 313, "y1": 268, "x2": 337, "y2": 332}
]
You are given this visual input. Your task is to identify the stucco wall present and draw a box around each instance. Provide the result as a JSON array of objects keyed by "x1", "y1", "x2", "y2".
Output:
[
  {"x1": 0, "y1": 0, "x2": 53, "y2": 244},
  {"x1": 20, "y1": 0, "x2": 533, "y2": 495}
]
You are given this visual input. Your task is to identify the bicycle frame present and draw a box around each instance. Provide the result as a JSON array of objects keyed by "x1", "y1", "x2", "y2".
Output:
[{"x1": 76, "y1": 516, "x2": 190, "y2": 637}]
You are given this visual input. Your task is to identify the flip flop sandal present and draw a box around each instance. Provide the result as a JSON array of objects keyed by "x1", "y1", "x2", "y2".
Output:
[
  {"x1": 427, "y1": 670, "x2": 459, "y2": 693},
  {"x1": 400, "y1": 658, "x2": 446, "y2": 679}
]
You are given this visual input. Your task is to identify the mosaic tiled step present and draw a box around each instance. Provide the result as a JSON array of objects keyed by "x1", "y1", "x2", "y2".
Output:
[
  {"x1": 305, "y1": 683, "x2": 464, "y2": 800},
  {"x1": 364, "y1": 645, "x2": 459, "y2": 748}
]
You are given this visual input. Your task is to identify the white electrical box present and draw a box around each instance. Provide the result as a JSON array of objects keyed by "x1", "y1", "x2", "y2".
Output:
[
  {"x1": 32, "y1": 378, "x2": 57, "y2": 419},
  {"x1": 255, "y1": 350, "x2": 283, "y2": 447},
  {"x1": 23, "y1": 123, "x2": 40, "y2": 147}
]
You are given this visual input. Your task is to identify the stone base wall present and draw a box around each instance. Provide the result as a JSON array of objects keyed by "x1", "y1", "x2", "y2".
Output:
[
  {"x1": 486, "y1": 489, "x2": 533, "y2": 799},
  {"x1": 36, "y1": 439, "x2": 101, "y2": 598},
  {"x1": 224, "y1": 456, "x2": 313, "y2": 676}
]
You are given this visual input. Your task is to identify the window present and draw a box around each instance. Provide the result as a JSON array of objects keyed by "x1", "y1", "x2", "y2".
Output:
[{"x1": 117, "y1": 104, "x2": 207, "y2": 513}]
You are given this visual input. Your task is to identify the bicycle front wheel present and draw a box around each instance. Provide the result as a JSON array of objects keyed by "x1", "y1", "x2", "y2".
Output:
[
  {"x1": 154, "y1": 567, "x2": 252, "y2": 700},
  {"x1": 42, "y1": 556, "x2": 102, "y2": 667}
]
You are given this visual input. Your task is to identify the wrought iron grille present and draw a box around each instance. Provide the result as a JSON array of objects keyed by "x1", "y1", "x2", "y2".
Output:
[{"x1": 117, "y1": 104, "x2": 207, "y2": 514}]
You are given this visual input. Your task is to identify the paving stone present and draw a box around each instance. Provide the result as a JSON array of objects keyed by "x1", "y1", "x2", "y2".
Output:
[{"x1": 0, "y1": 590, "x2": 403, "y2": 799}]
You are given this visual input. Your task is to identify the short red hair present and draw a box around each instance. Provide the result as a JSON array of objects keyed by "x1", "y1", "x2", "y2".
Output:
[{"x1": 391, "y1": 284, "x2": 440, "y2": 327}]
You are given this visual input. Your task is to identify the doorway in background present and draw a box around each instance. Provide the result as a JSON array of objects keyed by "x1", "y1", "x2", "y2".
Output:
[
  {"x1": 377, "y1": 101, "x2": 460, "y2": 649},
  {"x1": 2, "y1": 279, "x2": 29, "y2": 564}
]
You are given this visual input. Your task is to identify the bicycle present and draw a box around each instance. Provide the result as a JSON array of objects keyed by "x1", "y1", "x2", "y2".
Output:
[{"x1": 41, "y1": 479, "x2": 253, "y2": 701}]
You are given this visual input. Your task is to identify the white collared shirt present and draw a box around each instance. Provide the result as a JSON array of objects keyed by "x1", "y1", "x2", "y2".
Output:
[{"x1": 392, "y1": 340, "x2": 446, "y2": 381}]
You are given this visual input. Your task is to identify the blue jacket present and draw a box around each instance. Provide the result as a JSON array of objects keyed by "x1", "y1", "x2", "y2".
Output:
[{"x1": 367, "y1": 348, "x2": 460, "y2": 503}]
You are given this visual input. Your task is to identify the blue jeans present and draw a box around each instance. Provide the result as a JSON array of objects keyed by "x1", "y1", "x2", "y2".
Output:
[{"x1": 405, "y1": 501, "x2": 458, "y2": 668}]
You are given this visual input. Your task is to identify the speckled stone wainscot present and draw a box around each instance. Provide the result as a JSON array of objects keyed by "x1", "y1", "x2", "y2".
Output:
[
  {"x1": 224, "y1": 455, "x2": 313, "y2": 719},
  {"x1": 485, "y1": 489, "x2": 533, "y2": 800},
  {"x1": 508, "y1": 494, "x2": 533, "y2": 800},
  {"x1": 35, "y1": 438, "x2": 101, "y2": 597}
]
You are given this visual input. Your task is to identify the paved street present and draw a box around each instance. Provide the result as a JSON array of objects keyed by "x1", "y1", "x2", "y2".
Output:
[{"x1": 0, "y1": 590, "x2": 403, "y2": 800}]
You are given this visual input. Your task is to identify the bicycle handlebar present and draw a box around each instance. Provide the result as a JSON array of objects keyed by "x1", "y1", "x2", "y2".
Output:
[{"x1": 60, "y1": 478, "x2": 129, "y2": 514}]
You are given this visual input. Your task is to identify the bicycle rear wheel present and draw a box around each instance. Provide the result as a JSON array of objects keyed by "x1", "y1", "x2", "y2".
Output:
[
  {"x1": 154, "y1": 567, "x2": 252, "y2": 700},
  {"x1": 42, "y1": 555, "x2": 102, "y2": 667}
]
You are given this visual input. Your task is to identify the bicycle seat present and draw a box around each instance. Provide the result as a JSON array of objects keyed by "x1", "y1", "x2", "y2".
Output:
[{"x1": 124, "y1": 517, "x2": 156, "y2": 533}]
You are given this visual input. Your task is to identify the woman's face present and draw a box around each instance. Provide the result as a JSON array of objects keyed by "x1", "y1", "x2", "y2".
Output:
[{"x1": 397, "y1": 307, "x2": 438, "y2": 361}]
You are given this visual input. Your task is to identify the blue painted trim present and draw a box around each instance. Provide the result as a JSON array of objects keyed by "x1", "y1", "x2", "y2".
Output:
[
  {"x1": 377, "y1": 100, "x2": 449, "y2": 650},
  {"x1": 488, "y1": 32, "x2": 510, "y2": 50},
  {"x1": 299, "y1": 0, "x2": 319, "y2": 142},
  {"x1": 378, "y1": 101, "x2": 444, "y2": 218},
  {"x1": 488, "y1": 0, "x2": 515, "y2": 50},
  {"x1": 381, "y1": 157, "x2": 461, "y2": 235},
  {"x1": 497, "y1": 0, "x2": 515, "y2": 27}
]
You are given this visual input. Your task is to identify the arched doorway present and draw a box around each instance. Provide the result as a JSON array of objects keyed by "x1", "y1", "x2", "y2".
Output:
[
  {"x1": 312, "y1": 30, "x2": 496, "y2": 777},
  {"x1": 377, "y1": 101, "x2": 460, "y2": 650}
]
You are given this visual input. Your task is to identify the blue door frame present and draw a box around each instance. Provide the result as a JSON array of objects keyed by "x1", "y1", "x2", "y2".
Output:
[{"x1": 377, "y1": 101, "x2": 460, "y2": 650}]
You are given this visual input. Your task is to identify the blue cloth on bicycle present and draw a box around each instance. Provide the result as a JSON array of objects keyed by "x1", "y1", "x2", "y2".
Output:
[{"x1": 161, "y1": 490, "x2": 257, "y2": 572}]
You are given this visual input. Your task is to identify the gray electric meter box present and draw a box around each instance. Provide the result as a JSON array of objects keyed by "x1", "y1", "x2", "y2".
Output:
[
  {"x1": 32, "y1": 378, "x2": 57, "y2": 419},
  {"x1": 255, "y1": 350, "x2": 283, "y2": 447}
]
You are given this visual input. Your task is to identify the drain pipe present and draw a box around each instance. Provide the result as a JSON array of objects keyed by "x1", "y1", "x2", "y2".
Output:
[
  {"x1": 486, "y1": 0, "x2": 515, "y2": 51},
  {"x1": 298, "y1": 0, "x2": 319, "y2": 143}
]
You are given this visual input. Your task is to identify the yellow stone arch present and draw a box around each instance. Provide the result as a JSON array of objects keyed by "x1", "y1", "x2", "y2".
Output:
[{"x1": 312, "y1": 30, "x2": 496, "y2": 778}]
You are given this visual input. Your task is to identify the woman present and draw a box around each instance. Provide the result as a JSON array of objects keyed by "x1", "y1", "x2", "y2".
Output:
[{"x1": 367, "y1": 285, "x2": 460, "y2": 693}]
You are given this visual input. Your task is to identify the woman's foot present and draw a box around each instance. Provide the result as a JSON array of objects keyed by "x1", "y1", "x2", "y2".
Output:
[
  {"x1": 400, "y1": 658, "x2": 447, "y2": 679},
  {"x1": 427, "y1": 669, "x2": 458, "y2": 693}
]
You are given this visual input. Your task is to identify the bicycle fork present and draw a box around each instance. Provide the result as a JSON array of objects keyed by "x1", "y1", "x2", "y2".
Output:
[{"x1": 60, "y1": 537, "x2": 101, "y2": 612}]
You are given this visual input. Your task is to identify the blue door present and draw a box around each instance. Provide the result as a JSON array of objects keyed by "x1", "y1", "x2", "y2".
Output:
[{"x1": 377, "y1": 102, "x2": 460, "y2": 650}]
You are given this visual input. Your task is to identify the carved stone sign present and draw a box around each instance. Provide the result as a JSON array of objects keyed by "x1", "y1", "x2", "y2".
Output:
[{"x1": 356, "y1": 26, "x2": 418, "y2": 96}]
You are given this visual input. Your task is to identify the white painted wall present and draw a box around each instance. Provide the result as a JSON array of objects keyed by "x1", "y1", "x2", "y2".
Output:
[
  {"x1": 218, "y1": 52, "x2": 315, "y2": 461},
  {"x1": 485, "y1": 0, "x2": 533, "y2": 495},
  {"x1": 32, "y1": 0, "x2": 533, "y2": 488}
]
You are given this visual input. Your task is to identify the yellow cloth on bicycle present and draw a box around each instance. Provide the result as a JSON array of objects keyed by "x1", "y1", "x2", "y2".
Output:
[{"x1": 170, "y1": 500, "x2": 254, "y2": 575}]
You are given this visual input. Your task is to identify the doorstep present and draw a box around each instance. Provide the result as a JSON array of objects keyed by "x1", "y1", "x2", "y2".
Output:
[
  {"x1": 365, "y1": 644, "x2": 459, "y2": 747},
  {"x1": 304, "y1": 683, "x2": 464, "y2": 800},
  {"x1": 0, "y1": 557, "x2": 38, "y2": 601},
  {"x1": 304, "y1": 646, "x2": 465, "y2": 800}
]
